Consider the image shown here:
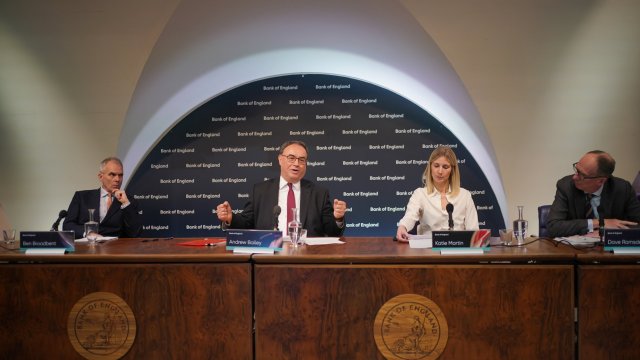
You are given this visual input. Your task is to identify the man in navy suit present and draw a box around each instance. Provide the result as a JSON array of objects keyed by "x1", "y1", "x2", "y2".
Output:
[
  {"x1": 63, "y1": 157, "x2": 142, "y2": 238},
  {"x1": 216, "y1": 140, "x2": 347, "y2": 237},
  {"x1": 546, "y1": 150, "x2": 640, "y2": 238}
]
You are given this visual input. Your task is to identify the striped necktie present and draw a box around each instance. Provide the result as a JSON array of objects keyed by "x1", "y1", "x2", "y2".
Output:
[{"x1": 585, "y1": 194, "x2": 593, "y2": 219}]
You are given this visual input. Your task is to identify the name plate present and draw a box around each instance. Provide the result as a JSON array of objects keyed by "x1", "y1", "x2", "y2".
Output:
[
  {"x1": 226, "y1": 229, "x2": 284, "y2": 252},
  {"x1": 431, "y1": 229, "x2": 491, "y2": 251},
  {"x1": 604, "y1": 228, "x2": 640, "y2": 251},
  {"x1": 20, "y1": 231, "x2": 75, "y2": 252}
]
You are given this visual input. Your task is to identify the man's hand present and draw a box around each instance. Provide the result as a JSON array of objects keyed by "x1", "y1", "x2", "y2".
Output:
[
  {"x1": 112, "y1": 189, "x2": 129, "y2": 206},
  {"x1": 333, "y1": 199, "x2": 347, "y2": 220},
  {"x1": 216, "y1": 201, "x2": 233, "y2": 223}
]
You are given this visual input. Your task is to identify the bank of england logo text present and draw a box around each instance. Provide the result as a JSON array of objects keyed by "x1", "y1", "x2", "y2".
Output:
[
  {"x1": 67, "y1": 292, "x2": 136, "y2": 360},
  {"x1": 374, "y1": 294, "x2": 448, "y2": 360}
]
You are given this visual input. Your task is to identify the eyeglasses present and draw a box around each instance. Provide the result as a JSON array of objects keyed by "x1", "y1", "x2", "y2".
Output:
[
  {"x1": 281, "y1": 154, "x2": 307, "y2": 164},
  {"x1": 572, "y1": 162, "x2": 604, "y2": 180}
]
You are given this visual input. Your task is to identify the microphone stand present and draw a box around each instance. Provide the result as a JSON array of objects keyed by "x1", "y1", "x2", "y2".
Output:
[
  {"x1": 446, "y1": 203, "x2": 454, "y2": 231},
  {"x1": 273, "y1": 206, "x2": 281, "y2": 231},
  {"x1": 597, "y1": 206, "x2": 605, "y2": 246}
]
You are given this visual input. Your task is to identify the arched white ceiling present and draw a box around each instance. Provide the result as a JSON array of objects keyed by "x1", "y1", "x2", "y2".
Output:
[{"x1": 118, "y1": 0, "x2": 508, "y2": 224}]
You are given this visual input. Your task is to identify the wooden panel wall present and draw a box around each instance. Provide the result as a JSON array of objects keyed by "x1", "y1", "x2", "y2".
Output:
[
  {"x1": 254, "y1": 264, "x2": 574, "y2": 359},
  {"x1": 0, "y1": 263, "x2": 252, "y2": 359}
]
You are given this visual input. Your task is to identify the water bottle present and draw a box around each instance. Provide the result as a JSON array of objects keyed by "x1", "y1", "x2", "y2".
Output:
[
  {"x1": 513, "y1": 205, "x2": 528, "y2": 245},
  {"x1": 287, "y1": 207, "x2": 302, "y2": 247}
]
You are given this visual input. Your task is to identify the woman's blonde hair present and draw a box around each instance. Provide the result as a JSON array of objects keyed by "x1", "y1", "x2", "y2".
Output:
[{"x1": 422, "y1": 146, "x2": 460, "y2": 196}]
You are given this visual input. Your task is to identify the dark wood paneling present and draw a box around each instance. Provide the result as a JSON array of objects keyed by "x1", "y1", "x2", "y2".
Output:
[
  {"x1": 578, "y1": 265, "x2": 640, "y2": 360},
  {"x1": 254, "y1": 264, "x2": 574, "y2": 359},
  {"x1": 0, "y1": 263, "x2": 252, "y2": 359}
]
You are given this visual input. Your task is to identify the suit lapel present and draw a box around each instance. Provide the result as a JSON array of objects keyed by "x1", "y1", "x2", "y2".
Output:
[
  {"x1": 599, "y1": 181, "x2": 614, "y2": 217},
  {"x1": 88, "y1": 189, "x2": 101, "y2": 217},
  {"x1": 299, "y1": 180, "x2": 312, "y2": 226},
  {"x1": 102, "y1": 200, "x2": 120, "y2": 224},
  {"x1": 266, "y1": 179, "x2": 279, "y2": 210},
  {"x1": 572, "y1": 185, "x2": 588, "y2": 219}
]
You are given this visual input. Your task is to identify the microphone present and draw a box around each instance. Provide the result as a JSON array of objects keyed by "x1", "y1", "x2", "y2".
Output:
[
  {"x1": 597, "y1": 205, "x2": 605, "y2": 245},
  {"x1": 446, "y1": 203, "x2": 454, "y2": 230},
  {"x1": 273, "y1": 205, "x2": 281, "y2": 231},
  {"x1": 50, "y1": 210, "x2": 68, "y2": 231}
]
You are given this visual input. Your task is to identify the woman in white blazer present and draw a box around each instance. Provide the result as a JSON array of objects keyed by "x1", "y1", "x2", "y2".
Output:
[{"x1": 396, "y1": 146, "x2": 479, "y2": 242}]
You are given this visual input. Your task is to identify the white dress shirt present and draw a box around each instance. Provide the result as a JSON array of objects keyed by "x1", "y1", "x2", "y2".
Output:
[
  {"x1": 99, "y1": 188, "x2": 111, "y2": 222},
  {"x1": 397, "y1": 186, "x2": 479, "y2": 234}
]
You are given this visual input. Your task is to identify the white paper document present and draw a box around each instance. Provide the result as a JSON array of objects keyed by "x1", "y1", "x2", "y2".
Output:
[
  {"x1": 304, "y1": 237, "x2": 344, "y2": 245},
  {"x1": 74, "y1": 236, "x2": 118, "y2": 243},
  {"x1": 233, "y1": 248, "x2": 275, "y2": 254},
  {"x1": 555, "y1": 235, "x2": 599, "y2": 246},
  {"x1": 25, "y1": 248, "x2": 67, "y2": 255},
  {"x1": 408, "y1": 233, "x2": 432, "y2": 248}
]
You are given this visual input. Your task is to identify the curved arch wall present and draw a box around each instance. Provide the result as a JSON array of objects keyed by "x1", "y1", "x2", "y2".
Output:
[
  {"x1": 127, "y1": 74, "x2": 504, "y2": 236},
  {"x1": 118, "y1": 0, "x2": 508, "y2": 235}
]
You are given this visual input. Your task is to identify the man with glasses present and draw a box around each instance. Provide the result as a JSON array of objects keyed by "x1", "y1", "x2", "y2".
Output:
[
  {"x1": 216, "y1": 140, "x2": 347, "y2": 236},
  {"x1": 546, "y1": 150, "x2": 640, "y2": 238}
]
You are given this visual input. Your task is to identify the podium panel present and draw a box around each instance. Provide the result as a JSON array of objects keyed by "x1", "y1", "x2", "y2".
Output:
[
  {"x1": 0, "y1": 263, "x2": 252, "y2": 359},
  {"x1": 578, "y1": 265, "x2": 640, "y2": 360},
  {"x1": 254, "y1": 264, "x2": 574, "y2": 359}
]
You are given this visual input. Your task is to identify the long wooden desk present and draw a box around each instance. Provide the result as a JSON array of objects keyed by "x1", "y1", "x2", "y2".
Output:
[
  {"x1": 3, "y1": 237, "x2": 637, "y2": 359},
  {"x1": 576, "y1": 249, "x2": 640, "y2": 360},
  {"x1": 0, "y1": 238, "x2": 253, "y2": 359},
  {"x1": 253, "y1": 237, "x2": 576, "y2": 359}
]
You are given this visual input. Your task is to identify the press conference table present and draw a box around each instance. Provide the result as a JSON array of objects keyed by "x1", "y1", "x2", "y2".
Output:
[
  {"x1": 0, "y1": 237, "x2": 638, "y2": 359},
  {"x1": 253, "y1": 238, "x2": 576, "y2": 359},
  {"x1": 575, "y1": 249, "x2": 640, "y2": 360},
  {"x1": 0, "y1": 238, "x2": 253, "y2": 359}
]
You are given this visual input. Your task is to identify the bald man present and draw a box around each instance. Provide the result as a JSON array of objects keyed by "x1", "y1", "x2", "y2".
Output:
[{"x1": 546, "y1": 150, "x2": 640, "y2": 238}]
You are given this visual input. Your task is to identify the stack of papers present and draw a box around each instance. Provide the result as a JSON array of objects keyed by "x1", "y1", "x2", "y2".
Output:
[
  {"x1": 408, "y1": 233, "x2": 432, "y2": 249},
  {"x1": 74, "y1": 236, "x2": 118, "y2": 243},
  {"x1": 303, "y1": 237, "x2": 344, "y2": 245},
  {"x1": 555, "y1": 235, "x2": 599, "y2": 246}
]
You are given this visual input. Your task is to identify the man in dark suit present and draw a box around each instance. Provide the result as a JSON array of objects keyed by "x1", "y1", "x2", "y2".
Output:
[
  {"x1": 546, "y1": 150, "x2": 640, "y2": 238},
  {"x1": 216, "y1": 140, "x2": 347, "y2": 237},
  {"x1": 63, "y1": 157, "x2": 142, "y2": 239}
]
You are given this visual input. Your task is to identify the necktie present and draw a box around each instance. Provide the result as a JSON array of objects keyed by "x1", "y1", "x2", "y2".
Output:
[
  {"x1": 106, "y1": 193, "x2": 112, "y2": 209},
  {"x1": 585, "y1": 194, "x2": 593, "y2": 219},
  {"x1": 287, "y1": 183, "x2": 295, "y2": 225}
]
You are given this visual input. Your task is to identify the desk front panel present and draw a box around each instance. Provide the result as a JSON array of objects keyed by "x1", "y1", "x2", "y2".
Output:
[
  {"x1": 0, "y1": 262, "x2": 252, "y2": 359},
  {"x1": 254, "y1": 264, "x2": 574, "y2": 359},
  {"x1": 578, "y1": 265, "x2": 640, "y2": 360}
]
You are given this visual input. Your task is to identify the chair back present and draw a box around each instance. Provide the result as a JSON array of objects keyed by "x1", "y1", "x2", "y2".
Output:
[
  {"x1": 538, "y1": 205, "x2": 551, "y2": 238},
  {"x1": 632, "y1": 171, "x2": 640, "y2": 201}
]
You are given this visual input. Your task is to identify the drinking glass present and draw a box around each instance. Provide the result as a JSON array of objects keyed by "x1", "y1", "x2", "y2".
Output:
[
  {"x1": 499, "y1": 229, "x2": 513, "y2": 245},
  {"x1": 299, "y1": 229, "x2": 307, "y2": 245},
  {"x1": 84, "y1": 208, "x2": 99, "y2": 246},
  {"x1": 3, "y1": 229, "x2": 16, "y2": 244}
]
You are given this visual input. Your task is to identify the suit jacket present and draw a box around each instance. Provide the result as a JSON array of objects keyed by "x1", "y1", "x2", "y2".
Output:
[
  {"x1": 546, "y1": 175, "x2": 640, "y2": 237},
  {"x1": 63, "y1": 189, "x2": 142, "y2": 239},
  {"x1": 229, "y1": 178, "x2": 345, "y2": 237}
]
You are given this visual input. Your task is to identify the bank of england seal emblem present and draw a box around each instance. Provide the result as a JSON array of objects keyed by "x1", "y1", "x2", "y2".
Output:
[
  {"x1": 67, "y1": 292, "x2": 136, "y2": 360},
  {"x1": 374, "y1": 294, "x2": 448, "y2": 360}
]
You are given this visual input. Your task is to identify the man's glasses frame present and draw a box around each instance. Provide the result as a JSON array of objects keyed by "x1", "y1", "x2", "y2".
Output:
[
  {"x1": 281, "y1": 154, "x2": 307, "y2": 164},
  {"x1": 572, "y1": 162, "x2": 606, "y2": 180}
]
